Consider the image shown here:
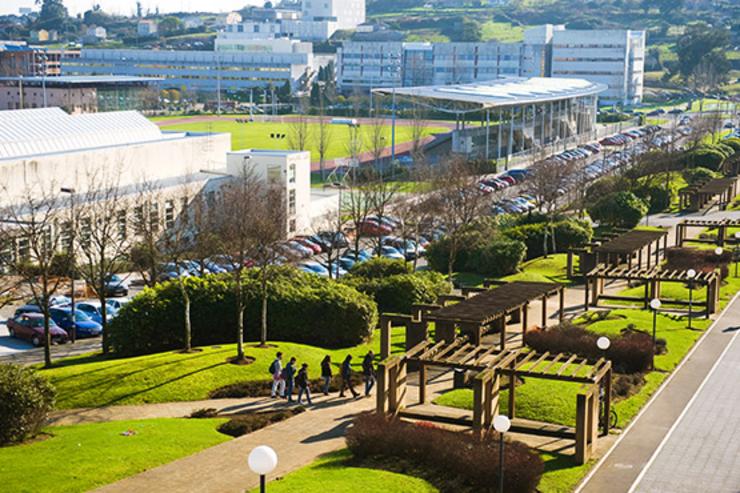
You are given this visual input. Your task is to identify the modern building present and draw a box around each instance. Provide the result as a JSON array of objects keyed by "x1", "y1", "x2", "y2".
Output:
[
  {"x1": 373, "y1": 77, "x2": 605, "y2": 161},
  {"x1": 0, "y1": 41, "x2": 77, "y2": 77},
  {"x1": 339, "y1": 25, "x2": 644, "y2": 106},
  {"x1": 226, "y1": 149, "x2": 312, "y2": 234},
  {"x1": 62, "y1": 44, "x2": 313, "y2": 94},
  {"x1": 0, "y1": 75, "x2": 161, "y2": 113}
]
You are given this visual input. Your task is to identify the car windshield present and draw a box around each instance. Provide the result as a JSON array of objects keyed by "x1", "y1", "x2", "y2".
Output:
[
  {"x1": 74, "y1": 311, "x2": 92, "y2": 322},
  {"x1": 29, "y1": 318, "x2": 56, "y2": 328}
]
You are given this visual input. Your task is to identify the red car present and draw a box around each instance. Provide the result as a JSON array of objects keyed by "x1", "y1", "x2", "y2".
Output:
[
  {"x1": 357, "y1": 219, "x2": 392, "y2": 237},
  {"x1": 295, "y1": 237, "x2": 323, "y2": 255},
  {"x1": 7, "y1": 313, "x2": 68, "y2": 347}
]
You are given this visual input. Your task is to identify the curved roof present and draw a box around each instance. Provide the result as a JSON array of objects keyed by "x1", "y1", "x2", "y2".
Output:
[
  {"x1": 0, "y1": 108, "x2": 174, "y2": 161},
  {"x1": 373, "y1": 77, "x2": 606, "y2": 111}
]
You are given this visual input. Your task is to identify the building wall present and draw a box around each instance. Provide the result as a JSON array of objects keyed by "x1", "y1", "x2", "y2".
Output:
[
  {"x1": 0, "y1": 84, "x2": 98, "y2": 112},
  {"x1": 62, "y1": 48, "x2": 312, "y2": 93},
  {"x1": 302, "y1": 0, "x2": 365, "y2": 30}
]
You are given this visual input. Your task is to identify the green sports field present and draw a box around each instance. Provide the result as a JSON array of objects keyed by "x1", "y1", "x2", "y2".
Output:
[{"x1": 154, "y1": 116, "x2": 450, "y2": 161}]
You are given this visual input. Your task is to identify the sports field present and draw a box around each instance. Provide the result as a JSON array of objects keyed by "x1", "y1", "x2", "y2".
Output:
[{"x1": 153, "y1": 115, "x2": 451, "y2": 161}]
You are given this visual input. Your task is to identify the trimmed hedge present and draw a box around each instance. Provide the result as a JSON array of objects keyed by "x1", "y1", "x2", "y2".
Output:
[
  {"x1": 588, "y1": 191, "x2": 648, "y2": 228},
  {"x1": 634, "y1": 185, "x2": 673, "y2": 214},
  {"x1": 682, "y1": 166, "x2": 718, "y2": 186},
  {"x1": 504, "y1": 219, "x2": 592, "y2": 259},
  {"x1": 343, "y1": 259, "x2": 450, "y2": 314},
  {"x1": 0, "y1": 364, "x2": 56, "y2": 446},
  {"x1": 109, "y1": 267, "x2": 378, "y2": 356},
  {"x1": 347, "y1": 414, "x2": 543, "y2": 493},
  {"x1": 524, "y1": 324, "x2": 653, "y2": 374},
  {"x1": 689, "y1": 147, "x2": 726, "y2": 171}
]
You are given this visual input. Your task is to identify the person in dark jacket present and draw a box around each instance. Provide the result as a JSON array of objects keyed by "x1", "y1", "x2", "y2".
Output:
[
  {"x1": 320, "y1": 355, "x2": 332, "y2": 395},
  {"x1": 282, "y1": 357, "x2": 297, "y2": 402},
  {"x1": 339, "y1": 355, "x2": 359, "y2": 398},
  {"x1": 362, "y1": 351, "x2": 376, "y2": 397},
  {"x1": 296, "y1": 363, "x2": 312, "y2": 405}
]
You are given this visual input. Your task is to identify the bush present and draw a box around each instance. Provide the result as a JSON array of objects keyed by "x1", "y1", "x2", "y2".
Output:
[
  {"x1": 348, "y1": 257, "x2": 409, "y2": 278},
  {"x1": 343, "y1": 267, "x2": 450, "y2": 314},
  {"x1": 682, "y1": 167, "x2": 718, "y2": 186},
  {"x1": 504, "y1": 219, "x2": 592, "y2": 259},
  {"x1": 588, "y1": 191, "x2": 648, "y2": 228},
  {"x1": 689, "y1": 147, "x2": 726, "y2": 171},
  {"x1": 109, "y1": 267, "x2": 378, "y2": 356},
  {"x1": 346, "y1": 414, "x2": 543, "y2": 493},
  {"x1": 634, "y1": 185, "x2": 673, "y2": 213},
  {"x1": 664, "y1": 247, "x2": 731, "y2": 279},
  {"x1": 723, "y1": 138, "x2": 740, "y2": 153},
  {"x1": 524, "y1": 323, "x2": 653, "y2": 374},
  {"x1": 0, "y1": 364, "x2": 56, "y2": 446},
  {"x1": 465, "y1": 238, "x2": 527, "y2": 276},
  {"x1": 217, "y1": 408, "x2": 305, "y2": 437}
]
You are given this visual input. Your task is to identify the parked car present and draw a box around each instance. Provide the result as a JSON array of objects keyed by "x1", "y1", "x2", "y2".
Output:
[
  {"x1": 295, "y1": 237, "x2": 323, "y2": 255},
  {"x1": 284, "y1": 240, "x2": 314, "y2": 258},
  {"x1": 25, "y1": 295, "x2": 70, "y2": 308},
  {"x1": 106, "y1": 297, "x2": 131, "y2": 313},
  {"x1": 380, "y1": 245, "x2": 405, "y2": 261},
  {"x1": 297, "y1": 261, "x2": 330, "y2": 277},
  {"x1": 317, "y1": 231, "x2": 349, "y2": 249},
  {"x1": 343, "y1": 248, "x2": 373, "y2": 262},
  {"x1": 49, "y1": 307, "x2": 102, "y2": 338},
  {"x1": 104, "y1": 274, "x2": 129, "y2": 297},
  {"x1": 357, "y1": 219, "x2": 392, "y2": 237},
  {"x1": 7, "y1": 313, "x2": 68, "y2": 346},
  {"x1": 72, "y1": 300, "x2": 115, "y2": 324}
]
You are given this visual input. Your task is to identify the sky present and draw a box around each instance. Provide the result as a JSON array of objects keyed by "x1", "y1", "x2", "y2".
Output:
[{"x1": 1, "y1": 0, "x2": 264, "y2": 16}]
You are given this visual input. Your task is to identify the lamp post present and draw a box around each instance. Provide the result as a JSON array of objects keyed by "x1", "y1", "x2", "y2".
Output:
[
  {"x1": 60, "y1": 187, "x2": 77, "y2": 343},
  {"x1": 649, "y1": 298, "x2": 661, "y2": 370},
  {"x1": 686, "y1": 269, "x2": 696, "y2": 331},
  {"x1": 596, "y1": 336, "x2": 610, "y2": 429},
  {"x1": 493, "y1": 414, "x2": 511, "y2": 493},
  {"x1": 597, "y1": 336, "x2": 610, "y2": 353},
  {"x1": 248, "y1": 445, "x2": 278, "y2": 493}
]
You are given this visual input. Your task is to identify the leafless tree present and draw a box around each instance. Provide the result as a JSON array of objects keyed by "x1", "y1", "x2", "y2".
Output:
[
  {"x1": 129, "y1": 180, "x2": 165, "y2": 287},
  {"x1": 392, "y1": 163, "x2": 438, "y2": 270},
  {"x1": 1, "y1": 179, "x2": 66, "y2": 367},
  {"x1": 410, "y1": 102, "x2": 429, "y2": 166},
  {"x1": 75, "y1": 168, "x2": 133, "y2": 354},
  {"x1": 312, "y1": 190, "x2": 349, "y2": 280},
  {"x1": 526, "y1": 158, "x2": 576, "y2": 257},
  {"x1": 366, "y1": 104, "x2": 387, "y2": 169},
  {"x1": 346, "y1": 123, "x2": 364, "y2": 166},
  {"x1": 287, "y1": 97, "x2": 312, "y2": 151},
  {"x1": 315, "y1": 100, "x2": 333, "y2": 181}
]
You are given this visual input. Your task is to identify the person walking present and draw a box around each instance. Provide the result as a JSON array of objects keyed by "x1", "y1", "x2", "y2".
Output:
[
  {"x1": 362, "y1": 350, "x2": 376, "y2": 397},
  {"x1": 339, "y1": 355, "x2": 359, "y2": 398},
  {"x1": 269, "y1": 352, "x2": 285, "y2": 398},
  {"x1": 320, "y1": 355, "x2": 333, "y2": 396},
  {"x1": 282, "y1": 357, "x2": 297, "y2": 402},
  {"x1": 296, "y1": 363, "x2": 312, "y2": 405}
]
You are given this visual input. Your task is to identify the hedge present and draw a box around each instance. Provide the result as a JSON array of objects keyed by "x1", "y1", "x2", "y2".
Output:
[
  {"x1": 682, "y1": 166, "x2": 718, "y2": 186},
  {"x1": 109, "y1": 267, "x2": 378, "y2": 356},
  {"x1": 343, "y1": 259, "x2": 450, "y2": 314},
  {"x1": 0, "y1": 364, "x2": 56, "y2": 446},
  {"x1": 688, "y1": 147, "x2": 726, "y2": 171},
  {"x1": 634, "y1": 185, "x2": 673, "y2": 214},
  {"x1": 426, "y1": 234, "x2": 526, "y2": 277},
  {"x1": 347, "y1": 414, "x2": 543, "y2": 493},
  {"x1": 504, "y1": 219, "x2": 592, "y2": 259},
  {"x1": 588, "y1": 191, "x2": 648, "y2": 228}
]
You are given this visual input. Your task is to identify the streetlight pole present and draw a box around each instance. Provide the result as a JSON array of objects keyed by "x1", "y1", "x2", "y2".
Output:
[
  {"x1": 686, "y1": 269, "x2": 696, "y2": 331},
  {"x1": 61, "y1": 187, "x2": 77, "y2": 343},
  {"x1": 649, "y1": 299, "x2": 661, "y2": 370},
  {"x1": 493, "y1": 415, "x2": 511, "y2": 493},
  {"x1": 248, "y1": 445, "x2": 278, "y2": 493}
]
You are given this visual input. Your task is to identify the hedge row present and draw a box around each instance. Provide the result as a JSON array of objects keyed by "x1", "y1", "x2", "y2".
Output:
[
  {"x1": 109, "y1": 267, "x2": 378, "y2": 356},
  {"x1": 347, "y1": 414, "x2": 543, "y2": 493}
]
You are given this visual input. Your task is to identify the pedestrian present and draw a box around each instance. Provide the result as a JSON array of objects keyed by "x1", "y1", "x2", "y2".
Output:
[
  {"x1": 296, "y1": 363, "x2": 312, "y2": 405},
  {"x1": 282, "y1": 357, "x2": 297, "y2": 402},
  {"x1": 269, "y1": 352, "x2": 285, "y2": 398},
  {"x1": 321, "y1": 355, "x2": 333, "y2": 396},
  {"x1": 339, "y1": 354, "x2": 359, "y2": 398},
  {"x1": 362, "y1": 350, "x2": 376, "y2": 397}
]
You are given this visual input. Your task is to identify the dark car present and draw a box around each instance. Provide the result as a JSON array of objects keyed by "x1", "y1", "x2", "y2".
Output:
[
  {"x1": 7, "y1": 313, "x2": 68, "y2": 347},
  {"x1": 49, "y1": 307, "x2": 103, "y2": 338},
  {"x1": 104, "y1": 274, "x2": 129, "y2": 297}
]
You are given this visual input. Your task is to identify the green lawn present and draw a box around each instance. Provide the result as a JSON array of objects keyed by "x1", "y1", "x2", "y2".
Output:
[
  {"x1": 502, "y1": 253, "x2": 576, "y2": 285},
  {"x1": 248, "y1": 450, "x2": 438, "y2": 493},
  {"x1": 480, "y1": 21, "x2": 526, "y2": 42},
  {"x1": 0, "y1": 418, "x2": 229, "y2": 493},
  {"x1": 155, "y1": 118, "x2": 449, "y2": 161},
  {"x1": 539, "y1": 453, "x2": 595, "y2": 493},
  {"x1": 43, "y1": 328, "x2": 406, "y2": 409}
]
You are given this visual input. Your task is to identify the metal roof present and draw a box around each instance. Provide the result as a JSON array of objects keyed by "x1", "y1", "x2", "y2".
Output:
[
  {"x1": 373, "y1": 77, "x2": 607, "y2": 111},
  {"x1": 0, "y1": 75, "x2": 162, "y2": 85},
  {"x1": 0, "y1": 108, "x2": 176, "y2": 161}
]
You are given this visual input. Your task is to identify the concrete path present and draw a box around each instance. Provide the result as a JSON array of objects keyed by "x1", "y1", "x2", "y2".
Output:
[
  {"x1": 0, "y1": 338, "x2": 101, "y2": 365},
  {"x1": 93, "y1": 394, "x2": 375, "y2": 493},
  {"x1": 576, "y1": 292, "x2": 740, "y2": 493}
]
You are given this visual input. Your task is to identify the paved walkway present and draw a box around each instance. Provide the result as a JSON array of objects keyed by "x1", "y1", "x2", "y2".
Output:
[
  {"x1": 93, "y1": 394, "x2": 375, "y2": 493},
  {"x1": 577, "y1": 292, "x2": 740, "y2": 493}
]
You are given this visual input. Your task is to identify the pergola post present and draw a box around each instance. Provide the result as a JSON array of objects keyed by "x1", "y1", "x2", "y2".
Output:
[
  {"x1": 584, "y1": 275, "x2": 590, "y2": 309},
  {"x1": 575, "y1": 393, "x2": 588, "y2": 464},
  {"x1": 541, "y1": 295, "x2": 548, "y2": 328},
  {"x1": 379, "y1": 315, "x2": 392, "y2": 359},
  {"x1": 418, "y1": 362, "x2": 426, "y2": 404},
  {"x1": 522, "y1": 302, "x2": 529, "y2": 339},
  {"x1": 499, "y1": 316, "x2": 507, "y2": 350},
  {"x1": 473, "y1": 377, "x2": 484, "y2": 437},
  {"x1": 602, "y1": 368, "x2": 612, "y2": 436},
  {"x1": 559, "y1": 288, "x2": 565, "y2": 323},
  {"x1": 435, "y1": 320, "x2": 456, "y2": 343},
  {"x1": 508, "y1": 365, "x2": 516, "y2": 419},
  {"x1": 376, "y1": 362, "x2": 388, "y2": 414}
]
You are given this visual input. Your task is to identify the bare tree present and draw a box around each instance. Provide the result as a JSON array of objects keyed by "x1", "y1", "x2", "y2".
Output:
[
  {"x1": 344, "y1": 167, "x2": 375, "y2": 261},
  {"x1": 287, "y1": 97, "x2": 311, "y2": 151},
  {"x1": 410, "y1": 102, "x2": 429, "y2": 166},
  {"x1": 315, "y1": 100, "x2": 333, "y2": 181},
  {"x1": 1, "y1": 180, "x2": 66, "y2": 367},
  {"x1": 366, "y1": 104, "x2": 387, "y2": 170},
  {"x1": 345, "y1": 122, "x2": 364, "y2": 167},
  {"x1": 526, "y1": 158, "x2": 576, "y2": 257},
  {"x1": 312, "y1": 203, "x2": 348, "y2": 280},
  {"x1": 392, "y1": 163, "x2": 437, "y2": 270},
  {"x1": 75, "y1": 168, "x2": 133, "y2": 354},
  {"x1": 129, "y1": 180, "x2": 165, "y2": 287}
]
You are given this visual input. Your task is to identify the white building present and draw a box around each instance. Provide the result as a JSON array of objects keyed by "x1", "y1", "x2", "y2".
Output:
[
  {"x1": 83, "y1": 26, "x2": 107, "y2": 45},
  {"x1": 182, "y1": 16, "x2": 204, "y2": 30},
  {"x1": 302, "y1": 0, "x2": 366, "y2": 31},
  {"x1": 137, "y1": 20, "x2": 158, "y2": 37},
  {"x1": 226, "y1": 150, "x2": 312, "y2": 235}
]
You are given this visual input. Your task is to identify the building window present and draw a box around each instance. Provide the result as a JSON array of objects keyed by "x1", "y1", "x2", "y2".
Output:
[
  {"x1": 134, "y1": 206, "x2": 145, "y2": 234},
  {"x1": 149, "y1": 203, "x2": 160, "y2": 233},
  {"x1": 288, "y1": 163, "x2": 296, "y2": 184},
  {"x1": 289, "y1": 219, "x2": 296, "y2": 233},
  {"x1": 165, "y1": 200, "x2": 175, "y2": 229},
  {"x1": 288, "y1": 189, "x2": 296, "y2": 216},
  {"x1": 117, "y1": 210, "x2": 127, "y2": 240},
  {"x1": 268, "y1": 166, "x2": 281, "y2": 183}
]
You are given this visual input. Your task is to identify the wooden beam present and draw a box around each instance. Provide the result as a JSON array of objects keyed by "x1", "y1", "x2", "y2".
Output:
[{"x1": 556, "y1": 354, "x2": 579, "y2": 375}]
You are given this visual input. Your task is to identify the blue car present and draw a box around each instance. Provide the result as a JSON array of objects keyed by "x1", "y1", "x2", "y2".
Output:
[
  {"x1": 298, "y1": 261, "x2": 330, "y2": 277},
  {"x1": 380, "y1": 245, "x2": 405, "y2": 261},
  {"x1": 49, "y1": 307, "x2": 103, "y2": 338},
  {"x1": 338, "y1": 256, "x2": 357, "y2": 270}
]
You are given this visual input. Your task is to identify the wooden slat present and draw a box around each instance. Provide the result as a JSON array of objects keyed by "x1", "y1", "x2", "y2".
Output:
[
  {"x1": 569, "y1": 358, "x2": 590, "y2": 378},
  {"x1": 556, "y1": 354, "x2": 579, "y2": 375},
  {"x1": 540, "y1": 354, "x2": 565, "y2": 374},
  {"x1": 528, "y1": 351, "x2": 551, "y2": 372}
]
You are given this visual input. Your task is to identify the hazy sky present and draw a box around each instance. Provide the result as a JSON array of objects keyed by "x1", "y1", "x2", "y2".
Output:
[{"x1": 2, "y1": 0, "x2": 264, "y2": 16}]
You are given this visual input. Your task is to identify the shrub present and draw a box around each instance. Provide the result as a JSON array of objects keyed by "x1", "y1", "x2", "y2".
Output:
[
  {"x1": 343, "y1": 270, "x2": 450, "y2": 314},
  {"x1": 465, "y1": 238, "x2": 527, "y2": 276},
  {"x1": 349, "y1": 258, "x2": 409, "y2": 278},
  {"x1": 0, "y1": 364, "x2": 56, "y2": 445},
  {"x1": 504, "y1": 219, "x2": 592, "y2": 259},
  {"x1": 588, "y1": 191, "x2": 648, "y2": 228},
  {"x1": 689, "y1": 147, "x2": 726, "y2": 171},
  {"x1": 723, "y1": 138, "x2": 740, "y2": 153},
  {"x1": 664, "y1": 247, "x2": 731, "y2": 279},
  {"x1": 109, "y1": 267, "x2": 378, "y2": 356},
  {"x1": 346, "y1": 414, "x2": 543, "y2": 493},
  {"x1": 634, "y1": 185, "x2": 673, "y2": 213},
  {"x1": 217, "y1": 408, "x2": 305, "y2": 437},
  {"x1": 682, "y1": 166, "x2": 718, "y2": 186},
  {"x1": 524, "y1": 323, "x2": 653, "y2": 374}
]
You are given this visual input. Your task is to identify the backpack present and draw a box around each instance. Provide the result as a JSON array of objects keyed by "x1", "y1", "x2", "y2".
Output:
[{"x1": 269, "y1": 360, "x2": 277, "y2": 375}]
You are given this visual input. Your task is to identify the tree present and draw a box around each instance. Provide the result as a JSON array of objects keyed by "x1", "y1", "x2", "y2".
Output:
[
  {"x1": 676, "y1": 23, "x2": 730, "y2": 82},
  {"x1": 287, "y1": 97, "x2": 311, "y2": 151},
  {"x1": 35, "y1": 0, "x2": 69, "y2": 30},
  {"x1": 2, "y1": 179, "x2": 66, "y2": 367},
  {"x1": 75, "y1": 168, "x2": 133, "y2": 354},
  {"x1": 527, "y1": 157, "x2": 576, "y2": 256},
  {"x1": 83, "y1": 4, "x2": 110, "y2": 26},
  {"x1": 314, "y1": 99, "x2": 333, "y2": 180},
  {"x1": 366, "y1": 104, "x2": 387, "y2": 170},
  {"x1": 159, "y1": 16, "x2": 183, "y2": 36},
  {"x1": 409, "y1": 102, "x2": 429, "y2": 166}
]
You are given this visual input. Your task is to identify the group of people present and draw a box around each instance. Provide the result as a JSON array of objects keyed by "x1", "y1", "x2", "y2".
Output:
[{"x1": 268, "y1": 351, "x2": 376, "y2": 405}]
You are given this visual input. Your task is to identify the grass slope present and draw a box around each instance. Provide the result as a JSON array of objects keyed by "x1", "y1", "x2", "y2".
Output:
[
  {"x1": 155, "y1": 118, "x2": 449, "y2": 161},
  {"x1": 248, "y1": 450, "x2": 438, "y2": 493},
  {"x1": 43, "y1": 329, "x2": 406, "y2": 409},
  {"x1": 0, "y1": 418, "x2": 229, "y2": 493}
]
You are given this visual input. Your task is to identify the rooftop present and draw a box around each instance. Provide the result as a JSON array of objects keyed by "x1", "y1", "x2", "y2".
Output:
[{"x1": 372, "y1": 77, "x2": 606, "y2": 111}]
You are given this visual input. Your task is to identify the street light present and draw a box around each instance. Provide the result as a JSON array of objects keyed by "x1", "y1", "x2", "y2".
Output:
[
  {"x1": 597, "y1": 336, "x2": 611, "y2": 352},
  {"x1": 650, "y1": 298, "x2": 661, "y2": 370},
  {"x1": 493, "y1": 414, "x2": 511, "y2": 493},
  {"x1": 686, "y1": 269, "x2": 696, "y2": 331},
  {"x1": 248, "y1": 445, "x2": 278, "y2": 493},
  {"x1": 60, "y1": 187, "x2": 77, "y2": 343}
]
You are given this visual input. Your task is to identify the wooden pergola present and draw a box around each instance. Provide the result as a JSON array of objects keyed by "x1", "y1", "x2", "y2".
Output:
[
  {"x1": 377, "y1": 340, "x2": 612, "y2": 465},
  {"x1": 676, "y1": 218, "x2": 740, "y2": 247},
  {"x1": 591, "y1": 229, "x2": 669, "y2": 268},
  {"x1": 678, "y1": 177, "x2": 738, "y2": 212},
  {"x1": 585, "y1": 264, "x2": 720, "y2": 315}
]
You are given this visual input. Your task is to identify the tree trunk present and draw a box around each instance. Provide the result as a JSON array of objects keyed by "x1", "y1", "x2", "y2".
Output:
[
  {"x1": 260, "y1": 269, "x2": 268, "y2": 346},
  {"x1": 100, "y1": 287, "x2": 109, "y2": 354},
  {"x1": 180, "y1": 279, "x2": 192, "y2": 352},
  {"x1": 43, "y1": 307, "x2": 52, "y2": 368},
  {"x1": 235, "y1": 274, "x2": 244, "y2": 360}
]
